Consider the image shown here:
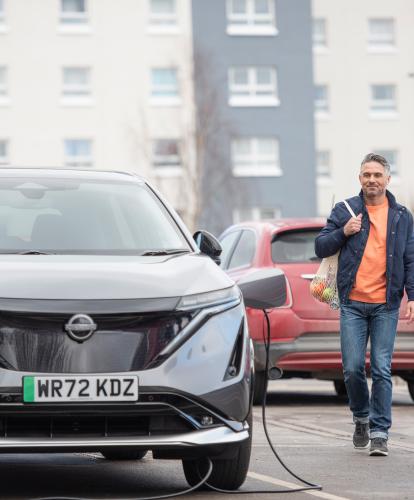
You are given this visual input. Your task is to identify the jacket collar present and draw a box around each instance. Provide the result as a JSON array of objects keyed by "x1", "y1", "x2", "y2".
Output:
[{"x1": 358, "y1": 189, "x2": 397, "y2": 209}]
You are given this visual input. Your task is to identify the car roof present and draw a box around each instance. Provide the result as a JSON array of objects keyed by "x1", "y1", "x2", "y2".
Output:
[
  {"x1": 222, "y1": 218, "x2": 326, "y2": 235},
  {"x1": 0, "y1": 167, "x2": 145, "y2": 184}
]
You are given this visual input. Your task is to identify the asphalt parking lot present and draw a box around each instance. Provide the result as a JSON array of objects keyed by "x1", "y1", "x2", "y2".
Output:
[{"x1": 0, "y1": 379, "x2": 413, "y2": 500}]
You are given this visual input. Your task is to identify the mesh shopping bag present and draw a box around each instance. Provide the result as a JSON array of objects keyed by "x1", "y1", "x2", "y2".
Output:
[
  {"x1": 310, "y1": 200, "x2": 356, "y2": 310},
  {"x1": 310, "y1": 252, "x2": 340, "y2": 309}
]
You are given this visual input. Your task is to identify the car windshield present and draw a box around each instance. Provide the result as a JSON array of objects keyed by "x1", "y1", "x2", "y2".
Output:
[
  {"x1": 0, "y1": 176, "x2": 190, "y2": 255},
  {"x1": 271, "y1": 229, "x2": 322, "y2": 263}
]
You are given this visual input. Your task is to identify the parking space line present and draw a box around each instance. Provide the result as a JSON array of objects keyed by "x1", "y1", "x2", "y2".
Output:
[{"x1": 247, "y1": 471, "x2": 351, "y2": 500}]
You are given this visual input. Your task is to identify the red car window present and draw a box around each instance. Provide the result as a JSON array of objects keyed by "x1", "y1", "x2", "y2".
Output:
[
  {"x1": 229, "y1": 230, "x2": 256, "y2": 269},
  {"x1": 271, "y1": 229, "x2": 322, "y2": 263}
]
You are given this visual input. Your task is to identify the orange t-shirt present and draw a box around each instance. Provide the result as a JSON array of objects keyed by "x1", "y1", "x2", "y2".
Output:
[{"x1": 349, "y1": 199, "x2": 388, "y2": 303}]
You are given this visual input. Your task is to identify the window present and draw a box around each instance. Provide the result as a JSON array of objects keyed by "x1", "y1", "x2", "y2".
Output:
[
  {"x1": 233, "y1": 207, "x2": 280, "y2": 223},
  {"x1": 313, "y1": 18, "x2": 327, "y2": 48},
  {"x1": 314, "y1": 85, "x2": 329, "y2": 113},
  {"x1": 368, "y1": 18, "x2": 395, "y2": 49},
  {"x1": 370, "y1": 84, "x2": 396, "y2": 113},
  {"x1": 64, "y1": 139, "x2": 93, "y2": 167},
  {"x1": 0, "y1": 0, "x2": 5, "y2": 26},
  {"x1": 219, "y1": 231, "x2": 241, "y2": 269},
  {"x1": 150, "y1": 68, "x2": 180, "y2": 104},
  {"x1": 0, "y1": 66, "x2": 7, "y2": 96},
  {"x1": 374, "y1": 150, "x2": 398, "y2": 176},
  {"x1": 60, "y1": 0, "x2": 88, "y2": 25},
  {"x1": 149, "y1": 0, "x2": 177, "y2": 28},
  {"x1": 229, "y1": 66, "x2": 278, "y2": 106},
  {"x1": 0, "y1": 178, "x2": 189, "y2": 254},
  {"x1": 228, "y1": 230, "x2": 256, "y2": 269},
  {"x1": 316, "y1": 150, "x2": 331, "y2": 178},
  {"x1": 271, "y1": 230, "x2": 321, "y2": 263},
  {"x1": 62, "y1": 67, "x2": 91, "y2": 100},
  {"x1": 152, "y1": 139, "x2": 181, "y2": 175},
  {"x1": 0, "y1": 140, "x2": 8, "y2": 165},
  {"x1": 226, "y1": 0, "x2": 276, "y2": 35},
  {"x1": 232, "y1": 137, "x2": 280, "y2": 176}
]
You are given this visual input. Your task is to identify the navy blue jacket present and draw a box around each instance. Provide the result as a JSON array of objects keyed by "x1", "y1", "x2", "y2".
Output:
[{"x1": 315, "y1": 190, "x2": 414, "y2": 309}]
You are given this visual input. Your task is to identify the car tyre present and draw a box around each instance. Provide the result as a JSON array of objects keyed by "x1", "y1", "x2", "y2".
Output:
[
  {"x1": 182, "y1": 411, "x2": 252, "y2": 490},
  {"x1": 253, "y1": 370, "x2": 267, "y2": 405},
  {"x1": 407, "y1": 381, "x2": 414, "y2": 401},
  {"x1": 101, "y1": 449, "x2": 148, "y2": 460},
  {"x1": 333, "y1": 380, "x2": 348, "y2": 398}
]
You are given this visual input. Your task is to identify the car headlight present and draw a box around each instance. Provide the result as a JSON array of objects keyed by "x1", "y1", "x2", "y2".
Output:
[{"x1": 177, "y1": 285, "x2": 241, "y2": 311}]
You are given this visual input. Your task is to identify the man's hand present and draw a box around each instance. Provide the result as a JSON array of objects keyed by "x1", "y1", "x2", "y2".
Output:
[
  {"x1": 406, "y1": 301, "x2": 414, "y2": 324},
  {"x1": 343, "y1": 213, "x2": 362, "y2": 237}
]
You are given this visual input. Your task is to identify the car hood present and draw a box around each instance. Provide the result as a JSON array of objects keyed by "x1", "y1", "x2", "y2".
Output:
[{"x1": 0, "y1": 253, "x2": 233, "y2": 300}]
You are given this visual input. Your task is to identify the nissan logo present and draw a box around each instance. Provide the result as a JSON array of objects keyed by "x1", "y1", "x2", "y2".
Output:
[{"x1": 65, "y1": 314, "x2": 97, "y2": 342}]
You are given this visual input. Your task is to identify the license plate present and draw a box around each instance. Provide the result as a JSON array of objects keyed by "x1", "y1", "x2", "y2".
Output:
[{"x1": 23, "y1": 375, "x2": 138, "y2": 403}]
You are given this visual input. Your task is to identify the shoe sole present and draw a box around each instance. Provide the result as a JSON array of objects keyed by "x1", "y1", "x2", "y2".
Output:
[
  {"x1": 369, "y1": 449, "x2": 388, "y2": 456},
  {"x1": 354, "y1": 442, "x2": 370, "y2": 449}
]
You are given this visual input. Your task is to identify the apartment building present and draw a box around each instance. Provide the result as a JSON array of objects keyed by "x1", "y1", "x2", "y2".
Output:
[
  {"x1": 0, "y1": 0, "x2": 316, "y2": 233},
  {"x1": 312, "y1": 0, "x2": 414, "y2": 216},
  {"x1": 192, "y1": 0, "x2": 316, "y2": 233},
  {"x1": 0, "y1": 0, "x2": 195, "y2": 220}
]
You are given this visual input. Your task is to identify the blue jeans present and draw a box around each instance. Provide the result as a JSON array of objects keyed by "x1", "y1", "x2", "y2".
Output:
[{"x1": 340, "y1": 300, "x2": 399, "y2": 440}]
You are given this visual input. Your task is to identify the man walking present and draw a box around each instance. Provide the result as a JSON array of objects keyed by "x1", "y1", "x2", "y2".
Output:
[{"x1": 315, "y1": 153, "x2": 414, "y2": 456}]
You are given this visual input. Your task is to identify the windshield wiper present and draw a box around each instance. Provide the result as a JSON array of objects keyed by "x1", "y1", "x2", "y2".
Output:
[
  {"x1": 140, "y1": 249, "x2": 190, "y2": 256},
  {"x1": 18, "y1": 250, "x2": 56, "y2": 255}
]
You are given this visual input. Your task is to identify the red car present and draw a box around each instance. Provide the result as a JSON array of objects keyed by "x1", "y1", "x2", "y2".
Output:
[{"x1": 219, "y1": 219, "x2": 414, "y2": 403}]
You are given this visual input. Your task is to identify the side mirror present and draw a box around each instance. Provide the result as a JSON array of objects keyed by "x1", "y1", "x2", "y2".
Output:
[
  {"x1": 237, "y1": 268, "x2": 287, "y2": 309},
  {"x1": 193, "y1": 230, "x2": 222, "y2": 266}
]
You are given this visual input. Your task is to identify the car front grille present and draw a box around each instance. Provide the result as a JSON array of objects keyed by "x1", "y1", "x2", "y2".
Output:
[
  {"x1": 0, "y1": 413, "x2": 193, "y2": 439},
  {"x1": 0, "y1": 310, "x2": 197, "y2": 373}
]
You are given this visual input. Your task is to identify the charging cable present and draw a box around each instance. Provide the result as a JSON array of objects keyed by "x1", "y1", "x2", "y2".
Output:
[
  {"x1": 31, "y1": 457, "x2": 213, "y2": 500},
  {"x1": 198, "y1": 309, "x2": 322, "y2": 495}
]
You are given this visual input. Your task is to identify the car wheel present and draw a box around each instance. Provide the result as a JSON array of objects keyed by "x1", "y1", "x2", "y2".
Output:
[
  {"x1": 407, "y1": 381, "x2": 414, "y2": 401},
  {"x1": 182, "y1": 411, "x2": 252, "y2": 490},
  {"x1": 333, "y1": 380, "x2": 347, "y2": 398},
  {"x1": 253, "y1": 370, "x2": 267, "y2": 405},
  {"x1": 101, "y1": 449, "x2": 148, "y2": 460}
]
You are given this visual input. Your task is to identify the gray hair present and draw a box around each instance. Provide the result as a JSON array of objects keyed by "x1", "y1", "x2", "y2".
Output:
[{"x1": 360, "y1": 153, "x2": 390, "y2": 176}]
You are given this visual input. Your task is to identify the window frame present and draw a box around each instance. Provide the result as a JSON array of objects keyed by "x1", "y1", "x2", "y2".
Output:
[
  {"x1": 0, "y1": 138, "x2": 9, "y2": 166},
  {"x1": 314, "y1": 84, "x2": 329, "y2": 115},
  {"x1": 226, "y1": 0, "x2": 277, "y2": 36},
  {"x1": 233, "y1": 206, "x2": 281, "y2": 223},
  {"x1": 152, "y1": 138, "x2": 182, "y2": 177},
  {"x1": 58, "y1": 0, "x2": 91, "y2": 34},
  {"x1": 228, "y1": 66, "x2": 279, "y2": 107},
  {"x1": 316, "y1": 150, "x2": 331, "y2": 178},
  {"x1": 61, "y1": 66, "x2": 92, "y2": 105},
  {"x1": 231, "y1": 137, "x2": 281, "y2": 177},
  {"x1": 150, "y1": 67, "x2": 181, "y2": 106},
  {"x1": 313, "y1": 18, "x2": 327, "y2": 49},
  {"x1": 148, "y1": 0, "x2": 179, "y2": 34},
  {"x1": 64, "y1": 138, "x2": 93, "y2": 168},
  {"x1": 0, "y1": 0, "x2": 7, "y2": 31},
  {"x1": 368, "y1": 18, "x2": 395, "y2": 51},
  {"x1": 370, "y1": 84, "x2": 397, "y2": 115}
]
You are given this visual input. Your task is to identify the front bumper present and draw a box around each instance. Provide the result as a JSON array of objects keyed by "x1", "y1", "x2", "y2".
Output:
[{"x1": 0, "y1": 426, "x2": 249, "y2": 454}]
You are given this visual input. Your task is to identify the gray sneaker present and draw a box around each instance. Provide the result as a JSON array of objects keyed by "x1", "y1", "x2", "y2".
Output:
[
  {"x1": 353, "y1": 422, "x2": 370, "y2": 448},
  {"x1": 369, "y1": 438, "x2": 388, "y2": 456}
]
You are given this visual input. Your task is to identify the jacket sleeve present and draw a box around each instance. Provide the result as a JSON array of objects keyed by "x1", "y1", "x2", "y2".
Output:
[
  {"x1": 315, "y1": 203, "x2": 348, "y2": 258},
  {"x1": 404, "y1": 211, "x2": 414, "y2": 301}
]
